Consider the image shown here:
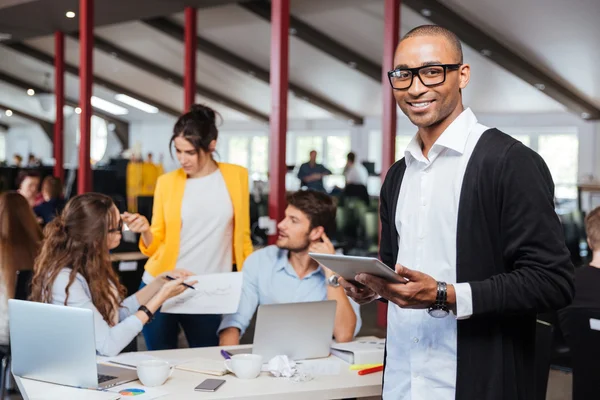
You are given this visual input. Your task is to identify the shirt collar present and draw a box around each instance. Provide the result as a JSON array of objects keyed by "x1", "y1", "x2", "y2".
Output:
[
  {"x1": 404, "y1": 108, "x2": 478, "y2": 166},
  {"x1": 274, "y1": 248, "x2": 325, "y2": 278}
]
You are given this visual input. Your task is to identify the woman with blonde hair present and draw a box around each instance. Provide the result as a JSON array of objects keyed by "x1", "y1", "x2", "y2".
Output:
[
  {"x1": 0, "y1": 192, "x2": 43, "y2": 347},
  {"x1": 30, "y1": 193, "x2": 196, "y2": 356}
]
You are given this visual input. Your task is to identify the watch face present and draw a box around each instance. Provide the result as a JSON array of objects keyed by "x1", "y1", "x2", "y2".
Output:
[{"x1": 428, "y1": 308, "x2": 449, "y2": 318}]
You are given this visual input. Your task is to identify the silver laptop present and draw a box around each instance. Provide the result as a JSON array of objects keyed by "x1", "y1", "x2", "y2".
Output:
[
  {"x1": 9, "y1": 299, "x2": 137, "y2": 389},
  {"x1": 231, "y1": 300, "x2": 337, "y2": 361}
]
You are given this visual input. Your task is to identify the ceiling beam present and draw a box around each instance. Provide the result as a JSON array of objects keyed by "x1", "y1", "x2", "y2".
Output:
[
  {"x1": 0, "y1": 122, "x2": 9, "y2": 131},
  {"x1": 401, "y1": 0, "x2": 600, "y2": 119},
  {"x1": 143, "y1": 17, "x2": 364, "y2": 125},
  {"x1": 4, "y1": 42, "x2": 182, "y2": 119},
  {"x1": 239, "y1": 0, "x2": 380, "y2": 82},
  {"x1": 0, "y1": 69, "x2": 130, "y2": 147},
  {"x1": 0, "y1": 102, "x2": 54, "y2": 140},
  {"x1": 67, "y1": 33, "x2": 269, "y2": 123}
]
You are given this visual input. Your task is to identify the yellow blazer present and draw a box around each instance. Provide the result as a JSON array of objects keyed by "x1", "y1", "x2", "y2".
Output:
[{"x1": 140, "y1": 163, "x2": 253, "y2": 277}]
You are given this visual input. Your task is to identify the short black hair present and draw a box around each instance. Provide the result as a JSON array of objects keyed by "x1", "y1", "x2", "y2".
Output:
[
  {"x1": 16, "y1": 169, "x2": 41, "y2": 188},
  {"x1": 287, "y1": 190, "x2": 337, "y2": 236},
  {"x1": 401, "y1": 25, "x2": 463, "y2": 64},
  {"x1": 347, "y1": 152, "x2": 356, "y2": 163}
]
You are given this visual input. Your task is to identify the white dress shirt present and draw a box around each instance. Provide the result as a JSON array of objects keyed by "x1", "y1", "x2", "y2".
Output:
[
  {"x1": 383, "y1": 108, "x2": 489, "y2": 399},
  {"x1": 345, "y1": 163, "x2": 369, "y2": 185}
]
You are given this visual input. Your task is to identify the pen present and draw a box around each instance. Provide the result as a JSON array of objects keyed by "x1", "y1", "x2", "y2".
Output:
[
  {"x1": 349, "y1": 363, "x2": 383, "y2": 371},
  {"x1": 357, "y1": 365, "x2": 384, "y2": 375},
  {"x1": 220, "y1": 350, "x2": 231, "y2": 360},
  {"x1": 165, "y1": 275, "x2": 196, "y2": 290}
]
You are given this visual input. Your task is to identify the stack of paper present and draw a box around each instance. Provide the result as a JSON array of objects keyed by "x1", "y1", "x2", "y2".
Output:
[
  {"x1": 330, "y1": 337, "x2": 385, "y2": 365},
  {"x1": 175, "y1": 358, "x2": 229, "y2": 376}
]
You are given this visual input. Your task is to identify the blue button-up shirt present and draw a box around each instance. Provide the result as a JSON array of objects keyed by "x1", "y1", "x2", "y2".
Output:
[
  {"x1": 219, "y1": 245, "x2": 362, "y2": 337},
  {"x1": 297, "y1": 162, "x2": 332, "y2": 192}
]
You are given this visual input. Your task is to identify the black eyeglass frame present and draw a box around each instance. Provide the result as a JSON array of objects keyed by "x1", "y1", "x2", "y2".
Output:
[
  {"x1": 108, "y1": 219, "x2": 123, "y2": 234},
  {"x1": 387, "y1": 63, "x2": 462, "y2": 90}
]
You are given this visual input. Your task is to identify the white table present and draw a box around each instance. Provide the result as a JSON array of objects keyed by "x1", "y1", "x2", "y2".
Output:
[{"x1": 20, "y1": 344, "x2": 383, "y2": 400}]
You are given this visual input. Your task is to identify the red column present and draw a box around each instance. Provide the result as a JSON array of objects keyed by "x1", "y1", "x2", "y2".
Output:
[
  {"x1": 53, "y1": 31, "x2": 65, "y2": 181},
  {"x1": 378, "y1": 0, "x2": 400, "y2": 328},
  {"x1": 184, "y1": 7, "x2": 197, "y2": 112},
  {"x1": 78, "y1": 0, "x2": 93, "y2": 194},
  {"x1": 267, "y1": 0, "x2": 289, "y2": 245}
]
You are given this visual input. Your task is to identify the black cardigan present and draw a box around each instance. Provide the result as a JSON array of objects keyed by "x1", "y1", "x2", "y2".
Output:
[{"x1": 379, "y1": 129, "x2": 575, "y2": 400}]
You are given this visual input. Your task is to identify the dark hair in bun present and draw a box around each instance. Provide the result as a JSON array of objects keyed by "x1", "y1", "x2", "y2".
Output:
[{"x1": 170, "y1": 104, "x2": 221, "y2": 157}]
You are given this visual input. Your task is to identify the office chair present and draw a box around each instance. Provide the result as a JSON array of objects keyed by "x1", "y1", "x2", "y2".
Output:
[
  {"x1": 534, "y1": 319, "x2": 554, "y2": 400},
  {"x1": 558, "y1": 307, "x2": 600, "y2": 400}
]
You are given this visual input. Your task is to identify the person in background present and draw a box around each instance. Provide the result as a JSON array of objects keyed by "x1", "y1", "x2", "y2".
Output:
[
  {"x1": 343, "y1": 151, "x2": 370, "y2": 204},
  {"x1": 123, "y1": 104, "x2": 253, "y2": 350},
  {"x1": 29, "y1": 193, "x2": 195, "y2": 357},
  {"x1": 12, "y1": 154, "x2": 23, "y2": 168},
  {"x1": 34, "y1": 176, "x2": 65, "y2": 224},
  {"x1": 0, "y1": 193, "x2": 43, "y2": 349},
  {"x1": 219, "y1": 190, "x2": 360, "y2": 345},
  {"x1": 568, "y1": 207, "x2": 600, "y2": 308},
  {"x1": 297, "y1": 150, "x2": 332, "y2": 192},
  {"x1": 343, "y1": 152, "x2": 369, "y2": 186},
  {"x1": 27, "y1": 153, "x2": 41, "y2": 167},
  {"x1": 16, "y1": 170, "x2": 43, "y2": 208}
]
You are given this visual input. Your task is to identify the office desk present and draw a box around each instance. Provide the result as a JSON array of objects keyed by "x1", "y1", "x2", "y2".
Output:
[{"x1": 20, "y1": 344, "x2": 383, "y2": 400}]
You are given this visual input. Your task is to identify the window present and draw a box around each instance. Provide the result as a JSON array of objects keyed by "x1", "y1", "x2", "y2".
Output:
[
  {"x1": 538, "y1": 134, "x2": 578, "y2": 199},
  {"x1": 295, "y1": 136, "x2": 323, "y2": 165},
  {"x1": 227, "y1": 137, "x2": 249, "y2": 170},
  {"x1": 219, "y1": 134, "x2": 269, "y2": 182},
  {"x1": 76, "y1": 115, "x2": 108, "y2": 164},
  {"x1": 326, "y1": 136, "x2": 351, "y2": 173},
  {"x1": 0, "y1": 133, "x2": 5, "y2": 162},
  {"x1": 368, "y1": 131, "x2": 413, "y2": 173},
  {"x1": 395, "y1": 136, "x2": 413, "y2": 161}
]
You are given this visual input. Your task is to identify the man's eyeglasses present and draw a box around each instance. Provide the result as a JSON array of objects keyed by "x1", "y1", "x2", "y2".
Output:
[
  {"x1": 387, "y1": 64, "x2": 462, "y2": 90},
  {"x1": 108, "y1": 219, "x2": 123, "y2": 234}
]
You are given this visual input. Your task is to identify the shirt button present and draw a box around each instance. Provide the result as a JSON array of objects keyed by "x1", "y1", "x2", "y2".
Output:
[{"x1": 413, "y1": 337, "x2": 419, "y2": 343}]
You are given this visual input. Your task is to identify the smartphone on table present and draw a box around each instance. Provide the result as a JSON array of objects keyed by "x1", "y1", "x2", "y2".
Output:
[{"x1": 194, "y1": 378, "x2": 226, "y2": 392}]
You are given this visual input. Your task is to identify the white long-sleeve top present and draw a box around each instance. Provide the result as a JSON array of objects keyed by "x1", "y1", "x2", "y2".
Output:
[{"x1": 51, "y1": 268, "x2": 143, "y2": 356}]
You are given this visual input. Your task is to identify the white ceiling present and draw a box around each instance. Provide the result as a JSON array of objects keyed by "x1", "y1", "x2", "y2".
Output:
[{"x1": 0, "y1": 0, "x2": 597, "y2": 131}]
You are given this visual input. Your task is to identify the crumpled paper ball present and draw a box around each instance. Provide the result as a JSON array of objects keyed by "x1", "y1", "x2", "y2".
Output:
[{"x1": 266, "y1": 355, "x2": 297, "y2": 378}]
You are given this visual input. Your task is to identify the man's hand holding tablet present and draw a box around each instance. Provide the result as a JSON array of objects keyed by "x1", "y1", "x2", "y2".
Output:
[{"x1": 309, "y1": 253, "x2": 456, "y2": 310}]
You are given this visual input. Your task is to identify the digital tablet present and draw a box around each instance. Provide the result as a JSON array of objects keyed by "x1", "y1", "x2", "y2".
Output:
[{"x1": 308, "y1": 253, "x2": 405, "y2": 285}]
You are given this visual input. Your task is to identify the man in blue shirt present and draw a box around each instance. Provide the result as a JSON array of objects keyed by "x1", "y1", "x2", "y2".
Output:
[
  {"x1": 297, "y1": 150, "x2": 332, "y2": 192},
  {"x1": 218, "y1": 190, "x2": 361, "y2": 345}
]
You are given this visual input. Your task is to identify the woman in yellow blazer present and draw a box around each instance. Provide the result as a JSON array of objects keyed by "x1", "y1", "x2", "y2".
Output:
[{"x1": 123, "y1": 104, "x2": 253, "y2": 350}]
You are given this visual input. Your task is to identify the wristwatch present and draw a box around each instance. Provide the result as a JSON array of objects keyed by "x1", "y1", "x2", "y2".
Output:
[
  {"x1": 138, "y1": 305, "x2": 154, "y2": 321},
  {"x1": 327, "y1": 274, "x2": 341, "y2": 288},
  {"x1": 427, "y1": 281, "x2": 449, "y2": 318}
]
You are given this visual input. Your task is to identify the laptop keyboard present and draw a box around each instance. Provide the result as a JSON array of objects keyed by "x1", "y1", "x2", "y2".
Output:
[{"x1": 98, "y1": 374, "x2": 117, "y2": 384}]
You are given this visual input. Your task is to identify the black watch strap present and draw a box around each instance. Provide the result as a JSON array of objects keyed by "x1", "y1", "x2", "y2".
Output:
[
  {"x1": 138, "y1": 305, "x2": 154, "y2": 321},
  {"x1": 435, "y1": 281, "x2": 448, "y2": 307}
]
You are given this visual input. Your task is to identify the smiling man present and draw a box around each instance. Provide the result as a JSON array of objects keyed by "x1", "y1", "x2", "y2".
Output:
[
  {"x1": 339, "y1": 25, "x2": 574, "y2": 400},
  {"x1": 218, "y1": 190, "x2": 360, "y2": 346}
]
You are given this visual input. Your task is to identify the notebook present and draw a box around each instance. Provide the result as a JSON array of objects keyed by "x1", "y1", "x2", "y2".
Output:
[
  {"x1": 175, "y1": 358, "x2": 228, "y2": 376},
  {"x1": 330, "y1": 337, "x2": 385, "y2": 365}
]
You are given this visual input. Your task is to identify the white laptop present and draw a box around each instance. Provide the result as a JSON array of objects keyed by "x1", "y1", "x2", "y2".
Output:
[
  {"x1": 230, "y1": 300, "x2": 337, "y2": 361},
  {"x1": 9, "y1": 299, "x2": 137, "y2": 389}
]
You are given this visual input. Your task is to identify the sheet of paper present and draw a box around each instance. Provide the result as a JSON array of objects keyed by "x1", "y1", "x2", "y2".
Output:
[
  {"x1": 118, "y1": 261, "x2": 138, "y2": 271},
  {"x1": 590, "y1": 318, "x2": 600, "y2": 331},
  {"x1": 109, "y1": 384, "x2": 168, "y2": 400},
  {"x1": 17, "y1": 377, "x2": 120, "y2": 400},
  {"x1": 161, "y1": 272, "x2": 243, "y2": 314},
  {"x1": 297, "y1": 359, "x2": 341, "y2": 376},
  {"x1": 102, "y1": 352, "x2": 190, "y2": 369}
]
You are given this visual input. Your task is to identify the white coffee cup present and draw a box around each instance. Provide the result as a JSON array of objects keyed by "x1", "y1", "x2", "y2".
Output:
[
  {"x1": 224, "y1": 354, "x2": 263, "y2": 379},
  {"x1": 136, "y1": 359, "x2": 173, "y2": 387}
]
